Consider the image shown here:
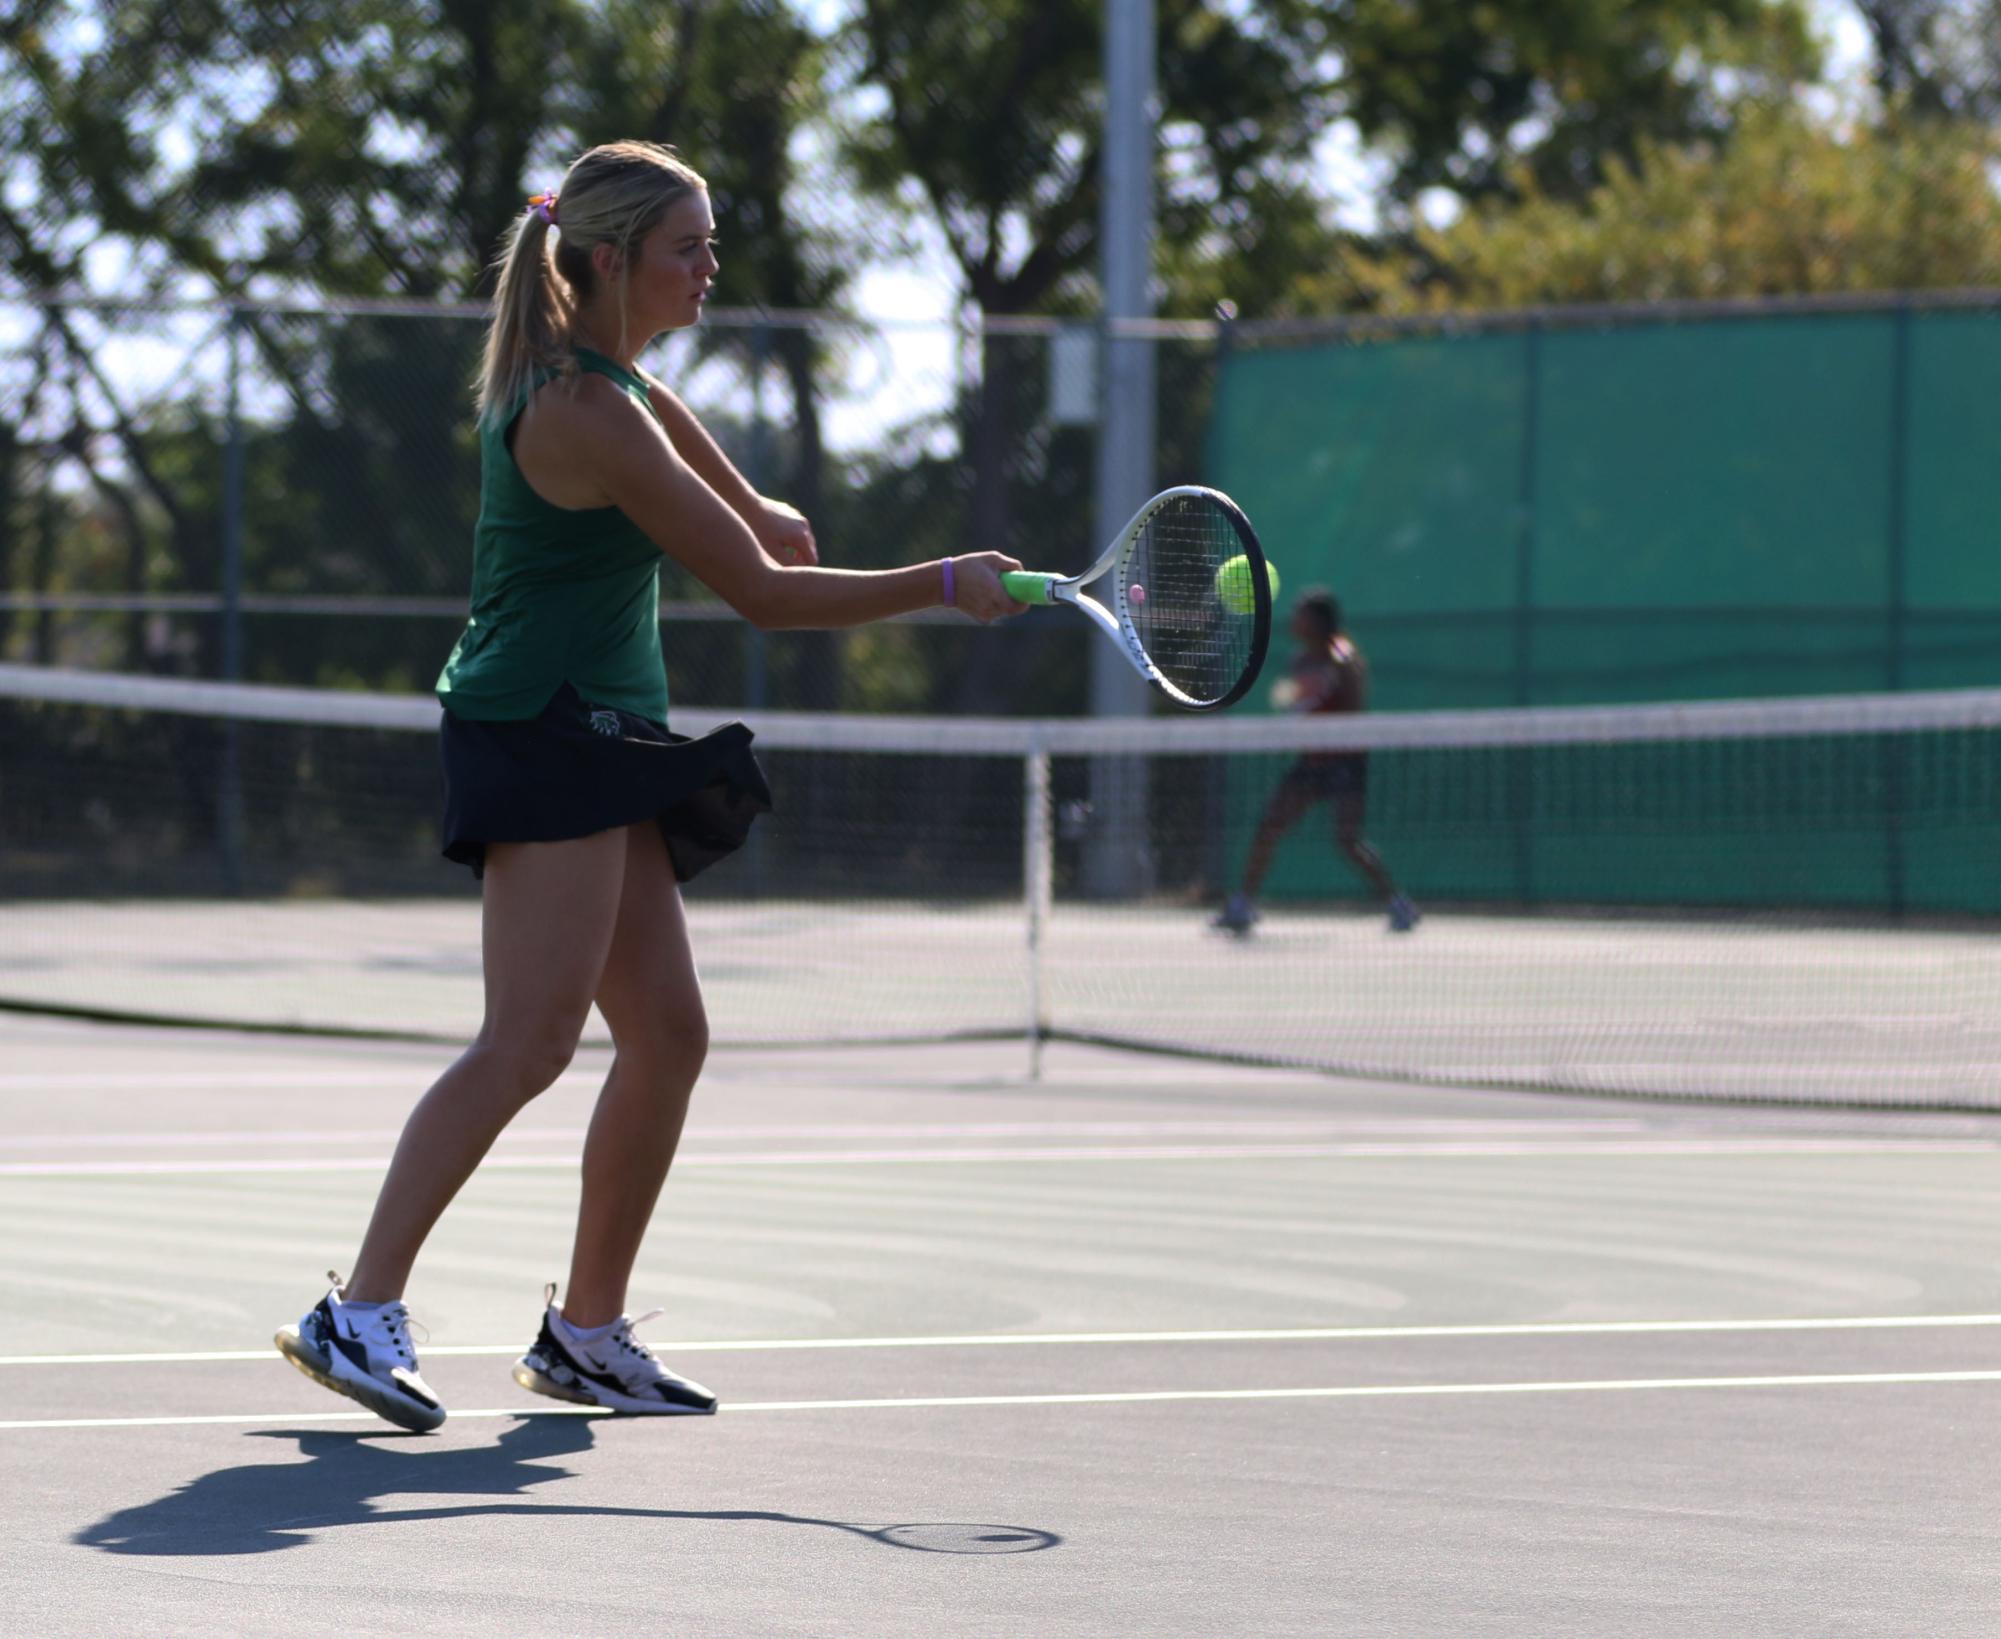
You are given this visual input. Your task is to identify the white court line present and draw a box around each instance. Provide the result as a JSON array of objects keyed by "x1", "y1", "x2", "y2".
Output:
[
  {"x1": 4, "y1": 1370, "x2": 1999, "y2": 1431},
  {"x1": 5, "y1": 1313, "x2": 1997, "y2": 1368},
  {"x1": 0, "y1": 1069, "x2": 439, "y2": 1091},
  {"x1": 0, "y1": 1118, "x2": 1657, "y2": 1151},
  {"x1": 1, "y1": 1136, "x2": 1992, "y2": 1177}
]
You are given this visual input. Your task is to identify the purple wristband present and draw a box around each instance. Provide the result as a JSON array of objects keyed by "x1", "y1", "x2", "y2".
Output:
[{"x1": 941, "y1": 556, "x2": 956, "y2": 607}]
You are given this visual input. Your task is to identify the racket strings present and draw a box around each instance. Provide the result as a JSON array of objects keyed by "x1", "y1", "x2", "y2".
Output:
[{"x1": 1124, "y1": 494, "x2": 1262, "y2": 708}]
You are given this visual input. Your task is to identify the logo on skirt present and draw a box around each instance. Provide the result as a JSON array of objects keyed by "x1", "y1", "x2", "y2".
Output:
[{"x1": 588, "y1": 709, "x2": 621, "y2": 737}]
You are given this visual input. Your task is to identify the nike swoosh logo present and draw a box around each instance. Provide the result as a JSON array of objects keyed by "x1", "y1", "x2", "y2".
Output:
[
  {"x1": 571, "y1": 1358, "x2": 633, "y2": 1394},
  {"x1": 330, "y1": 1332, "x2": 373, "y2": 1374}
]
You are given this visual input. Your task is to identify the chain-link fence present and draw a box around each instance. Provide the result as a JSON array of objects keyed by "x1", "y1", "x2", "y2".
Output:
[
  {"x1": 14, "y1": 287, "x2": 2001, "y2": 720},
  {"x1": 0, "y1": 297, "x2": 1233, "y2": 714}
]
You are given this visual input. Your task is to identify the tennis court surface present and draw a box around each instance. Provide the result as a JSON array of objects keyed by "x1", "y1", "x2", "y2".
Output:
[{"x1": 2, "y1": 1014, "x2": 1997, "y2": 1636}]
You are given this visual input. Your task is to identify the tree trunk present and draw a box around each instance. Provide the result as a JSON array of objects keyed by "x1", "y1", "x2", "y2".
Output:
[
  {"x1": 120, "y1": 473, "x2": 148, "y2": 671},
  {"x1": 0, "y1": 421, "x2": 15, "y2": 658},
  {"x1": 32, "y1": 446, "x2": 58, "y2": 665}
]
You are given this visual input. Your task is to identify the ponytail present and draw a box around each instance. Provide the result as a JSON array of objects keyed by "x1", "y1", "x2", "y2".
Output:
[
  {"x1": 473, "y1": 140, "x2": 708, "y2": 424},
  {"x1": 475, "y1": 210, "x2": 574, "y2": 424}
]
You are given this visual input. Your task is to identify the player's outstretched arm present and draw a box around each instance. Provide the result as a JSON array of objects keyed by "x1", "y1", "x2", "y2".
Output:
[
  {"x1": 639, "y1": 372, "x2": 816, "y2": 567},
  {"x1": 560, "y1": 377, "x2": 1024, "y2": 628}
]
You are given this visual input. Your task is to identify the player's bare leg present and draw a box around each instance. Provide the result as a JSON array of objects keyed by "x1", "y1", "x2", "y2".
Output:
[
  {"x1": 564, "y1": 821, "x2": 707, "y2": 1327},
  {"x1": 277, "y1": 829, "x2": 625, "y2": 1432},
  {"x1": 1336, "y1": 794, "x2": 1418, "y2": 932},
  {"x1": 346, "y1": 828, "x2": 628, "y2": 1301},
  {"x1": 1216, "y1": 784, "x2": 1312, "y2": 934},
  {"x1": 512, "y1": 821, "x2": 721, "y2": 1418}
]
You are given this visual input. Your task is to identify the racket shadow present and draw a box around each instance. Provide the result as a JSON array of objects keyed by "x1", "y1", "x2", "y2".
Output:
[{"x1": 72, "y1": 1417, "x2": 1061, "y2": 1559}]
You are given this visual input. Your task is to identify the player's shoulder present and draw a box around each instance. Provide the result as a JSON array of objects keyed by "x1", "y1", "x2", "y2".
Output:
[
  {"x1": 524, "y1": 367, "x2": 653, "y2": 448},
  {"x1": 1330, "y1": 635, "x2": 1367, "y2": 667},
  {"x1": 565, "y1": 367, "x2": 647, "y2": 420}
]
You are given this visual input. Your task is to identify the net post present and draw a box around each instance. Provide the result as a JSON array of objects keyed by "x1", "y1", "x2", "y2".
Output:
[{"x1": 1023, "y1": 735, "x2": 1053, "y2": 1079}]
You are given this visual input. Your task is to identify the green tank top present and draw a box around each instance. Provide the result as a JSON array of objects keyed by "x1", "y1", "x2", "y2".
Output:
[{"x1": 436, "y1": 347, "x2": 670, "y2": 722}]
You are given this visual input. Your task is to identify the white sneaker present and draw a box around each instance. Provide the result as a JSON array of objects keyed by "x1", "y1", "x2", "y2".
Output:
[
  {"x1": 275, "y1": 1272, "x2": 446, "y2": 1433},
  {"x1": 513, "y1": 1285, "x2": 717, "y2": 1415}
]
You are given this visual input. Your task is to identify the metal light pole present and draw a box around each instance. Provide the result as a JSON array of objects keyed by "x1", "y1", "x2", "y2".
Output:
[{"x1": 1084, "y1": 0, "x2": 1157, "y2": 899}]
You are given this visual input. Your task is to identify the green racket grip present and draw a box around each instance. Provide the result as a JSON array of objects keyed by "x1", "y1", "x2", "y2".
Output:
[{"x1": 1001, "y1": 571, "x2": 1061, "y2": 606}]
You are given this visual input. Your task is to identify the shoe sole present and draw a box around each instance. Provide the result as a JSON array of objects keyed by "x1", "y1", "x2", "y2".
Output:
[
  {"x1": 275, "y1": 1325, "x2": 447, "y2": 1433},
  {"x1": 513, "y1": 1357, "x2": 717, "y2": 1416}
]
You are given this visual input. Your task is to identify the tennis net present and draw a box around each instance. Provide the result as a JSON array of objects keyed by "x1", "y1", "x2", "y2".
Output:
[{"x1": 3, "y1": 662, "x2": 1998, "y2": 1108}]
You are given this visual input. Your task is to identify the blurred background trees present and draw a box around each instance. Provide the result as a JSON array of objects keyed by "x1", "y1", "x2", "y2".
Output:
[{"x1": 4, "y1": 0, "x2": 1999, "y2": 706}]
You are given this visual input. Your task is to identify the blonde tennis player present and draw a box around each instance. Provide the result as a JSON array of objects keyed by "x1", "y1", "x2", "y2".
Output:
[{"x1": 277, "y1": 140, "x2": 1023, "y2": 1430}]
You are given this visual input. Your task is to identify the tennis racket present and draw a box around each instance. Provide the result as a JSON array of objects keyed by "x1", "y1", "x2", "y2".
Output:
[{"x1": 1000, "y1": 486, "x2": 1272, "y2": 712}]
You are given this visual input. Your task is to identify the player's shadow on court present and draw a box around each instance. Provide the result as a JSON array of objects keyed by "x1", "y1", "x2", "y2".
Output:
[{"x1": 73, "y1": 1416, "x2": 1060, "y2": 1559}]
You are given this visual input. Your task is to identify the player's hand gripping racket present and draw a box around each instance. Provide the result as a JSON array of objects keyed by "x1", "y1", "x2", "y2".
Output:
[{"x1": 1000, "y1": 486, "x2": 1272, "y2": 712}]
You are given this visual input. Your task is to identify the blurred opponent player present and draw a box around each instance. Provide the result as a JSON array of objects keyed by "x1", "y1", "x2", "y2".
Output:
[{"x1": 1214, "y1": 589, "x2": 1418, "y2": 935}]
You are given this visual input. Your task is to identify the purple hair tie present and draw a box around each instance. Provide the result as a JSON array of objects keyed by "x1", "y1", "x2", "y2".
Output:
[
  {"x1": 527, "y1": 191, "x2": 558, "y2": 226},
  {"x1": 941, "y1": 557, "x2": 956, "y2": 607}
]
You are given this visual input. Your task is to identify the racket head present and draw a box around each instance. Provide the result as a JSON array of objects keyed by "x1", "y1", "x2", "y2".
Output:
[{"x1": 1105, "y1": 487, "x2": 1272, "y2": 711}]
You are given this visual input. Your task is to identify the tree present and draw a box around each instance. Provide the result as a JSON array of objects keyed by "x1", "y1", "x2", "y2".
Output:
[
  {"x1": 841, "y1": 0, "x2": 1336, "y2": 709},
  {"x1": 1370, "y1": 103, "x2": 2001, "y2": 309},
  {"x1": 2, "y1": 0, "x2": 842, "y2": 692},
  {"x1": 1850, "y1": 0, "x2": 2001, "y2": 121},
  {"x1": 1325, "y1": 0, "x2": 1820, "y2": 206}
]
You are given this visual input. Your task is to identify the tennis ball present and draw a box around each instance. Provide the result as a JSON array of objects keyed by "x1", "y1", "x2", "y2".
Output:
[{"x1": 1215, "y1": 554, "x2": 1277, "y2": 615}]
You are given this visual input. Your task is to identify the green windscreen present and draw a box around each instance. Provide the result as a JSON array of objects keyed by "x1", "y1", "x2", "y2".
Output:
[
  {"x1": 1905, "y1": 312, "x2": 2001, "y2": 691},
  {"x1": 1212, "y1": 331, "x2": 1526, "y2": 711},
  {"x1": 1209, "y1": 303, "x2": 2001, "y2": 913}
]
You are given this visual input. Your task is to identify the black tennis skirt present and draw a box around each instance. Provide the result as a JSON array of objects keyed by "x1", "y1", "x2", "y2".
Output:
[{"x1": 440, "y1": 682, "x2": 772, "y2": 882}]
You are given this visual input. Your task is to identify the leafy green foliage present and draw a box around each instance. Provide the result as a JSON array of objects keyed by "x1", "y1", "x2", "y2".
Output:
[
  {"x1": 1326, "y1": 0, "x2": 1820, "y2": 205},
  {"x1": 1852, "y1": 0, "x2": 2001, "y2": 120},
  {"x1": 843, "y1": 0, "x2": 1335, "y2": 315},
  {"x1": 1388, "y1": 105, "x2": 2001, "y2": 308},
  {"x1": 2, "y1": 0, "x2": 841, "y2": 692}
]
